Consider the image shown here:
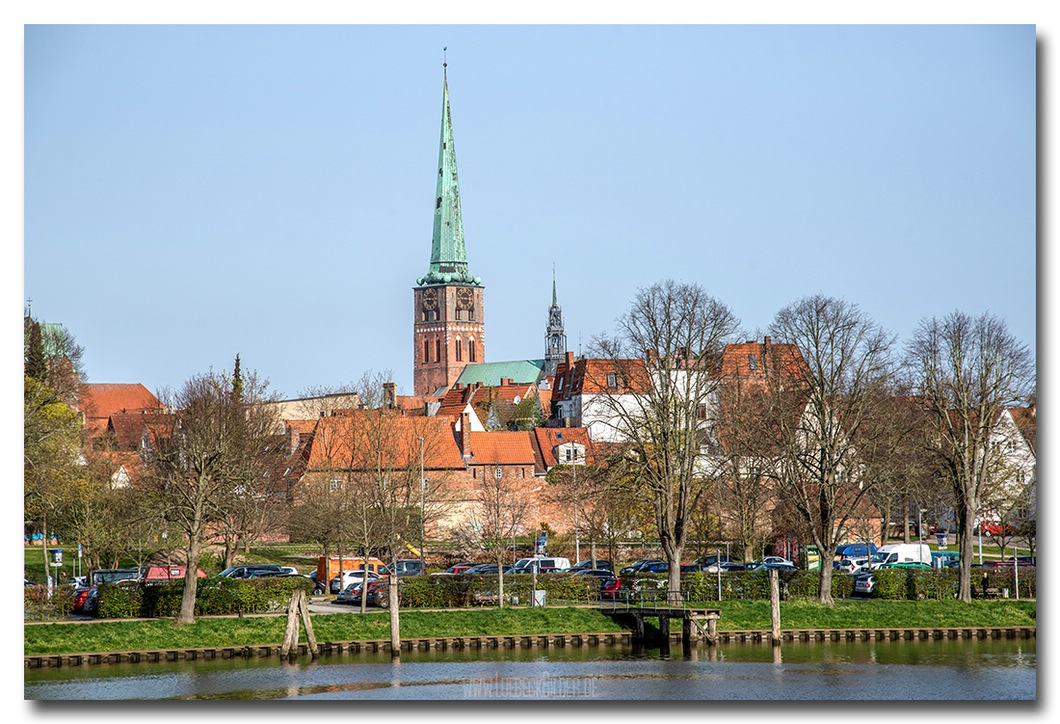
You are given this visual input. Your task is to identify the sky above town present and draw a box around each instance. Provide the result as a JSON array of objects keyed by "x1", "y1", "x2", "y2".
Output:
[{"x1": 19, "y1": 21, "x2": 1039, "y2": 400}]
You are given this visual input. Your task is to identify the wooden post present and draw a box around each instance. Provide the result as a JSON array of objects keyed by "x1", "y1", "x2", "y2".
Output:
[
  {"x1": 769, "y1": 569, "x2": 781, "y2": 646},
  {"x1": 297, "y1": 589, "x2": 318, "y2": 659},
  {"x1": 280, "y1": 590, "x2": 301, "y2": 657}
]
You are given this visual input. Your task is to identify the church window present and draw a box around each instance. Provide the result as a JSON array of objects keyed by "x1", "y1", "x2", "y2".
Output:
[
  {"x1": 469, "y1": 339, "x2": 476, "y2": 362},
  {"x1": 456, "y1": 337, "x2": 462, "y2": 361},
  {"x1": 468, "y1": 305, "x2": 475, "y2": 320},
  {"x1": 423, "y1": 337, "x2": 429, "y2": 364},
  {"x1": 435, "y1": 337, "x2": 442, "y2": 363}
]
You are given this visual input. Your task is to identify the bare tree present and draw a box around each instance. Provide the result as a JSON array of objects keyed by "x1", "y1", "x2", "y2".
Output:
[
  {"x1": 143, "y1": 368, "x2": 277, "y2": 623},
  {"x1": 713, "y1": 380, "x2": 779, "y2": 561},
  {"x1": 765, "y1": 295, "x2": 896, "y2": 606},
  {"x1": 591, "y1": 280, "x2": 739, "y2": 600},
  {"x1": 906, "y1": 312, "x2": 1033, "y2": 601},
  {"x1": 475, "y1": 464, "x2": 532, "y2": 608}
]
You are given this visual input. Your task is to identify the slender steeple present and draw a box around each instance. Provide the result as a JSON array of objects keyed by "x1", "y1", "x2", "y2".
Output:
[
  {"x1": 544, "y1": 265, "x2": 567, "y2": 376},
  {"x1": 417, "y1": 61, "x2": 481, "y2": 287}
]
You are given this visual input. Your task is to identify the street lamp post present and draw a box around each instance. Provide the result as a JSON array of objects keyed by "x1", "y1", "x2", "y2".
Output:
[
  {"x1": 417, "y1": 436, "x2": 425, "y2": 569},
  {"x1": 918, "y1": 508, "x2": 927, "y2": 545}
]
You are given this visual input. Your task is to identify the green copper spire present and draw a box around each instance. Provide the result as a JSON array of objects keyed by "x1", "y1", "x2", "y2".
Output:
[{"x1": 417, "y1": 64, "x2": 481, "y2": 287}]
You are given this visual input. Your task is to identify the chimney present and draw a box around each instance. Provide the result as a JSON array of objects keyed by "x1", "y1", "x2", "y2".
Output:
[
  {"x1": 383, "y1": 382, "x2": 396, "y2": 409},
  {"x1": 565, "y1": 351, "x2": 574, "y2": 368},
  {"x1": 460, "y1": 412, "x2": 472, "y2": 457},
  {"x1": 763, "y1": 336, "x2": 771, "y2": 347},
  {"x1": 288, "y1": 423, "x2": 299, "y2": 454},
  {"x1": 501, "y1": 377, "x2": 512, "y2": 386}
]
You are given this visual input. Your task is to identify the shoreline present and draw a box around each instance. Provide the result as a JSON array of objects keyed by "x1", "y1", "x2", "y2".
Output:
[{"x1": 25, "y1": 624, "x2": 1037, "y2": 669}]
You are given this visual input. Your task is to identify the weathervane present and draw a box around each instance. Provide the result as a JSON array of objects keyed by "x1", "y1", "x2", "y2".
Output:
[{"x1": 443, "y1": 46, "x2": 447, "y2": 69}]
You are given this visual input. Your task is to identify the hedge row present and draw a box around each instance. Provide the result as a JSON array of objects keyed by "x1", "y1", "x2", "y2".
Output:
[
  {"x1": 398, "y1": 573, "x2": 600, "y2": 608},
  {"x1": 96, "y1": 577, "x2": 315, "y2": 618},
  {"x1": 672, "y1": 568, "x2": 1037, "y2": 602}
]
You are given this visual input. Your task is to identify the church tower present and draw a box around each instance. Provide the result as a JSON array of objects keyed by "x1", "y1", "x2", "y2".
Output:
[
  {"x1": 414, "y1": 64, "x2": 485, "y2": 398},
  {"x1": 543, "y1": 268, "x2": 567, "y2": 376}
]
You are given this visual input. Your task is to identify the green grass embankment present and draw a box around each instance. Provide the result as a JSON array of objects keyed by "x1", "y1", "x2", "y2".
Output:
[{"x1": 23, "y1": 600, "x2": 1036, "y2": 656}]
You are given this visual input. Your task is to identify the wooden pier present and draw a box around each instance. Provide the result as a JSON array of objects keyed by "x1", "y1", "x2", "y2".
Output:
[{"x1": 600, "y1": 597, "x2": 721, "y2": 646}]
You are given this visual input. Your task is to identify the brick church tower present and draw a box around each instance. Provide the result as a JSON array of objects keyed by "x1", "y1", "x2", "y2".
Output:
[{"x1": 413, "y1": 64, "x2": 484, "y2": 398}]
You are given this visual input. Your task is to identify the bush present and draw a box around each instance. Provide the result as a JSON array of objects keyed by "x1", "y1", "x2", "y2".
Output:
[
  {"x1": 395, "y1": 573, "x2": 599, "y2": 608},
  {"x1": 23, "y1": 585, "x2": 76, "y2": 621},
  {"x1": 95, "y1": 577, "x2": 315, "y2": 618}
]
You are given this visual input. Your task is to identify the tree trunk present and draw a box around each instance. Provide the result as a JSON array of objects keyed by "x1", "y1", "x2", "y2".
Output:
[
  {"x1": 178, "y1": 535, "x2": 202, "y2": 624},
  {"x1": 388, "y1": 561, "x2": 400, "y2": 660},
  {"x1": 957, "y1": 499, "x2": 977, "y2": 602},
  {"x1": 817, "y1": 550, "x2": 835, "y2": 606}
]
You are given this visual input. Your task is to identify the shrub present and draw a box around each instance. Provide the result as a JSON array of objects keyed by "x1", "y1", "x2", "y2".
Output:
[
  {"x1": 23, "y1": 585, "x2": 76, "y2": 621},
  {"x1": 95, "y1": 577, "x2": 314, "y2": 618}
]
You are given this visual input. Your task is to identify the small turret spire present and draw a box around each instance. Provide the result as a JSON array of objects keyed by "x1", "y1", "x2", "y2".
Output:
[{"x1": 544, "y1": 266, "x2": 567, "y2": 376}]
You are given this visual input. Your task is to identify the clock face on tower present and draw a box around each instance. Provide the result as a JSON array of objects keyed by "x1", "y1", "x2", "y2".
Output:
[
  {"x1": 456, "y1": 287, "x2": 474, "y2": 311},
  {"x1": 422, "y1": 288, "x2": 439, "y2": 311}
]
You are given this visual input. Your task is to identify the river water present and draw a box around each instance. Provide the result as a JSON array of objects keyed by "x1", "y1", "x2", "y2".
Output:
[{"x1": 25, "y1": 638, "x2": 1035, "y2": 701}]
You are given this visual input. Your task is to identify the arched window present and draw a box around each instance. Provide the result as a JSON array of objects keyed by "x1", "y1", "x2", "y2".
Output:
[
  {"x1": 456, "y1": 337, "x2": 462, "y2": 361},
  {"x1": 423, "y1": 337, "x2": 429, "y2": 364},
  {"x1": 435, "y1": 336, "x2": 442, "y2": 363},
  {"x1": 469, "y1": 338, "x2": 476, "y2": 362}
]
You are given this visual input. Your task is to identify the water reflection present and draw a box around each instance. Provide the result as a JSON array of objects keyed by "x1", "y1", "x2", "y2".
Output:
[{"x1": 25, "y1": 638, "x2": 1036, "y2": 701}]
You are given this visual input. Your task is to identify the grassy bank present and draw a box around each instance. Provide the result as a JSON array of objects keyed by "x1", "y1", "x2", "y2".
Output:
[{"x1": 24, "y1": 600, "x2": 1035, "y2": 656}]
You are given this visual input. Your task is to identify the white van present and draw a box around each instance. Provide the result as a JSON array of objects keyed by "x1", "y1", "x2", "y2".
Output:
[
  {"x1": 869, "y1": 543, "x2": 931, "y2": 569},
  {"x1": 513, "y1": 556, "x2": 571, "y2": 573}
]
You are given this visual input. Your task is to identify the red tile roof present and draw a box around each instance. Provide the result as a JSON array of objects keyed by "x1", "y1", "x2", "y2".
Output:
[
  {"x1": 465, "y1": 431, "x2": 537, "y2": 466},
  {"x1": 720, "y1": 338, "x2": 807, "y2": 381},
  {"x1": 306, "y1": 412, "x2": 465, "y2": 471},
  {"x1": 79, "y1": 383, "x2": 162, "y2": 421},
  {"x1": 553, "y1": 358, "x2": 651, "y2": 400},
  {"x1": 532, "y1": 427, "x2": 595, "y2": 468},
  {"x1": 1009, "y1": 406, "x2": 1037, "y2": 455}
]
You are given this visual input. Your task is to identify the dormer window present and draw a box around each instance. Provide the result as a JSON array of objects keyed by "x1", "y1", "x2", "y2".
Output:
[{"x1": 606, "y1": 374, "x2": 617, "y2": 388}]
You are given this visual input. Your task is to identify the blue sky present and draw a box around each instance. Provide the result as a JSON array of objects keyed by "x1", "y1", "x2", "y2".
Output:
[{"x1": 21, "y1": 23, "x2": 1038, "y2": 399}]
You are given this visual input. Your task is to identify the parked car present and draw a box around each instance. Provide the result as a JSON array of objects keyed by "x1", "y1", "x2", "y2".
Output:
[
  {"x1": 836, "y1": 557, "x2": 870, "y2": 574},
  {"x1": 72, "y1": 585, "x2": 93, "y2": 614},
  {"x1": 880, "y1": 561, "x2": 932, "y2": 569},
  {"x1": 465, "y1": 564, "x2": 510, "y2": 575},
  {"x1": 992, "y1": 556, "x2": 1035, "y2": 568},
  {"x1": 694, "y1": 554, "x2": 733, "y2": 568},
  {"x1": 336, "y1": 579, "x2": 387, "y2": 607},
  {"x1": 513, "y1": 556, "x2": 571, "y2": 573},
  {"x1": 573, "y1": 568, "x2": 615, "y2": 580},
  {"x1": 393, "y1": 559, "x2": 426, "y2": 577},
  {"x1": 90, "y1": 568, "x2": 141, "y2": 586},
  {"x1": 853, "y1": 573, "x2": 876, "y2": 596},
  {"x1": 599, "y1": 577, "x2": 623, "y2": 601},
  {"x1": 570, "y1": 559, "x2": 614, "y2": 572},
  {"x1": 745, "y1": 556, "x2": 795, "y2": 570},
  {"x1": 140, "y1": 565, "x2": 207, "y2": 585},
  {"x1": 330, "y1": 570, "x2": 380, "y2": 594},
  {"x1": 217, "y1": 564, "x2": 285, "y2": 579},
  {"x1": 432, "y1": 563, "x2": 475, "y2": 576},
  {"x1": 619, "y1": 559, "x2": 668, "y2": 575}
]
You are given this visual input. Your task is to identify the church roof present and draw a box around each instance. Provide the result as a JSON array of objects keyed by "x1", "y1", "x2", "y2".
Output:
[
  {"x1": 417, "y1": 66, "x2": 480, "y2": 288},
  {"x1": 455, "y1": 360, "x2": 546, "y2": 387}
]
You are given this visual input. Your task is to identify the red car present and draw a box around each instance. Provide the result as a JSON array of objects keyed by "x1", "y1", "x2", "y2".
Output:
[{"x1": 600, "y1": 577, "x2": 623, "y2": 601}]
